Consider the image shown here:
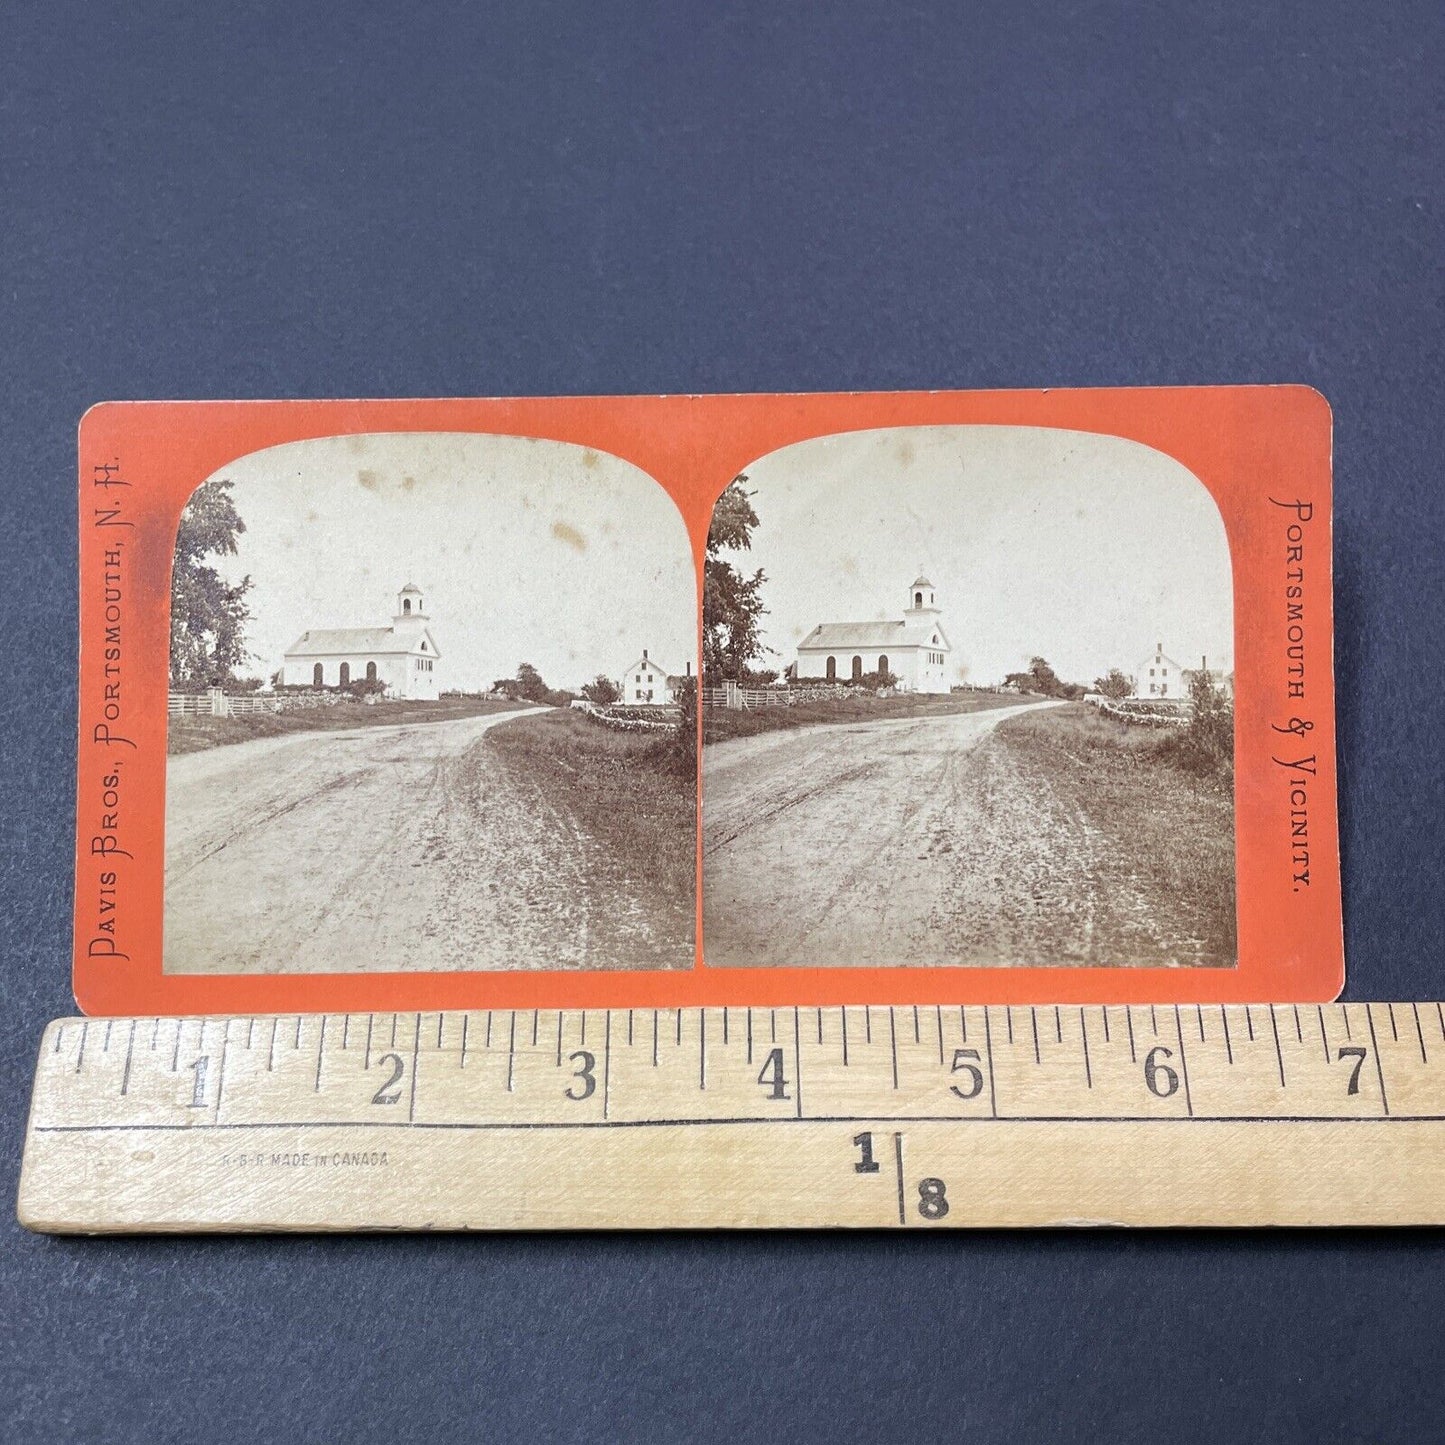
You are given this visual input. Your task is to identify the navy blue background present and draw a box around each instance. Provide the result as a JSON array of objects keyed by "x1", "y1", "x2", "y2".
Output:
[{"x1": 3, "y1": 3, "x2": 1442, "y2": 1440}]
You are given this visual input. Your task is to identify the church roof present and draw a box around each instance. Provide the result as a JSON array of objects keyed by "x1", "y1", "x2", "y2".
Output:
[
  {"x1": 798, "y1": 616, "x2": 952, "y2": 652},
  {"x1": 911, "y1": 574, "x2": 934, "y2": 588},
  {"x1": 284, "y1": 626, "x2": 424, "y2": 658},
  {"x1": 398, "y1": 582, "x2": 423, "y2": 594},
  {"x1": 798, "y1": 620, "x2": 908, "y2": 649}
]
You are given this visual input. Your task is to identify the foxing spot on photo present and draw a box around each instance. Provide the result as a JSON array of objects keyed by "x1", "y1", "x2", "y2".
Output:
[
  {"x1": 702, "y1": 425, "x2": 1236, "y2": 969},
  {"x1": 164, "y1": 433, "x2": 697, "y2": 974}
]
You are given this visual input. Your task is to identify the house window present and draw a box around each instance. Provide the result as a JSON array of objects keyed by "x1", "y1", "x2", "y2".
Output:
[
  {"x1": 366, "y1": 661, "x2": 377, "y2": 682},
  {"x1": 826, "y1": 656, "x2": 837, "y2": 681},
  {"x1": 1149, "y1": 668, "x2": 1155, "y2": 677},
  {"x1": 1161, "y1": 667, "x2": 1166, "y2": 676},
  {"x1": 1161, "y1": 683, "x2": 1168, "y2": 696},
  {"x1": 647, "y1": 673, "x2": 653, "y2": 683},
  {"x1": 313, "y1": 662, "x2": 324, "y2": 687}
]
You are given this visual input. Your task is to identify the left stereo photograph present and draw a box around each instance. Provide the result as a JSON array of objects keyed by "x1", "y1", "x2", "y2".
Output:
[{"x1": 160, "y1": 432, "x2": 699, "y2": 975}]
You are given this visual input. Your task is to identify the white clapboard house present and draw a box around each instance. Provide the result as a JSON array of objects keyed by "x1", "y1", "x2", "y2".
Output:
[
  {"x1": 795, "y1": 575, "x2": 952, "y2": 694},
  {"x1": 1131, "y1": 643, "x2": 1186, "y2": 700},
  {"x1": 620, "y1": 649, "x2": 690, "y2": 706},
  {"x1": 282, "y1": 583, "x2": 441, "y2": 699}
]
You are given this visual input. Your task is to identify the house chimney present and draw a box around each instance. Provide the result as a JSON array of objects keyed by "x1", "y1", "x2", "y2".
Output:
[
  {"x1": 1157, "y1": 641, "x2": 1162, "y2": 654},
  {"x1": 643, "y1": 648, "x2": 648, "y2": 661}
]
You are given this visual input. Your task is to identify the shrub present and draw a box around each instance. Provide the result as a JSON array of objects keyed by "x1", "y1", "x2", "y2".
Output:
[{"x1": 1156, "y1": 671, "x2": 1234, "y2": 783}]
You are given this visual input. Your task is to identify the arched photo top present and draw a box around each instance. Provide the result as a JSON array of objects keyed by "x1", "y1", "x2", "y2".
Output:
[
  {"x1": 173, "y1": 431, "x2": 696, "y2": 698},
  {"x1": 712, "y1": 424, "x2": 1232, "y2": 693}
]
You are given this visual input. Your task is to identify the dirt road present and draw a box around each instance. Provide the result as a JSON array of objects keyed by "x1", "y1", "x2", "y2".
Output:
[
  {"x1": 703, "y1": 700, "x2": 1183, "y2": 968},
  {"x1": 165, "y1": 710, "x2": 690, "y2": 972}
]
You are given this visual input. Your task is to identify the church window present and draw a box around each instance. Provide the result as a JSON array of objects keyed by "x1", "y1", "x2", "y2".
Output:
[
  {"x1": 851, "y1": 655, "x2": 863, "y2": 681},
  {"x1": 915, "y1": 591, "x2": 923, "y2": 608},
  {"x1": 826, "y1": 656, "x2": 837, "y2": 681},
  {"x1": 339, "y1": 662, "x2": 350, "y2": 686},
  {"x1": 878, "y1": 654, "x2": 888, "y2": 676},
  {"x1": 403, "y1": 598, "x2": 411, "y2": 614},
  {"x1": 366, "y1": 661, "x2": 377, "y2": 682},
  {"x1": 313, "y1": 662, "x2": 324, "y2": 687}
]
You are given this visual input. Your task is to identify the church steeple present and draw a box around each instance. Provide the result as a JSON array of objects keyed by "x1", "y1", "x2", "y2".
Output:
[
  {"x1": 392, "y1": 583, "x2": 429, "y2": 640},
  {"x1": 906, "y1": 573, "x2": 938, "y2": 614},
  {"x1": 393, "y1": 582, "x2": 428, "y2": 627}
]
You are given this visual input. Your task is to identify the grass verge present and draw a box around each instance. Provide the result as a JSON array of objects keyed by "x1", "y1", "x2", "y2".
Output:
[
  {"x1": 167, "y1": 696, "x2": 534, "y2": 755},
  {"x1": 703, "y1": 689, "x2": 1026, "y2": 745},
  {"x1": 993, "y1": 703, "x2": 1236, "y2": 963},
  {"x1": 484, "y1": 709, "x2": 696, "y2": 920}
]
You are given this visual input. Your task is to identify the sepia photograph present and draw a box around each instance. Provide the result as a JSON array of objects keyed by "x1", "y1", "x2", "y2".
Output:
[
  {"x1": 164, "y1": 433, "x2": 697, "y2": 973},
  {"x1": 702, "y1": 425, "x2": 1236, "y2": 969}
]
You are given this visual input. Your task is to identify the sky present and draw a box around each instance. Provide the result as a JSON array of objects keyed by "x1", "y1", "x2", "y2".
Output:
[
  {"x1": 205, "y1": 432, "x2": 696, "y2": 692},
  {"x1": 735, "y1": 425, "x2": 1234, "y2": 686}
]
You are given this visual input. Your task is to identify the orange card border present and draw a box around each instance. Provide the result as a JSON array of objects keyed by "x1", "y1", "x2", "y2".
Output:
[{"x1": 73, "y1": 386, "x2": 1342, "y2": 1014}]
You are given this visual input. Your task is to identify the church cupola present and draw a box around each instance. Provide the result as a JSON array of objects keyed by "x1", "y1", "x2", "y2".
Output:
[
  {"x1": 907, "y1": 574, "x2": 938, "y2": 614},
  {"x1": 393, "y1": 582, "x2": 428, "y2": 627}
]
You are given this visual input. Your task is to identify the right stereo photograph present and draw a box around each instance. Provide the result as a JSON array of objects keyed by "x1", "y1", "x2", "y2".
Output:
[{"x1": 701, "y1": 424, "x2": 1236, "y2": 971}]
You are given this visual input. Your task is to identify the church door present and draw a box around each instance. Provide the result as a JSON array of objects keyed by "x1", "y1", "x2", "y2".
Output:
[{"x1": 339, "y1": 662, "x2": 350, "y2": 686}]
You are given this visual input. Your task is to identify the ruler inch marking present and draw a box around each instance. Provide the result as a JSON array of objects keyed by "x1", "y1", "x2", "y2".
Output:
[
  {"x1": 792, "y1": 1007, "x2": 803, "y2": 1119},
  {"x1": 603, "y1": 1011, "x2": 612, "y2": 1120},
  {"x1": 983, "y1": 1007, "x2": 999, "y2": 1119},
  {"x1": 1173, "y1": 1006, "x2": 1194, "y2": 1117},
  {"x1": 408, "y1": 1013, "x2": 422, "y2": 1121},
  {"x1": 893, "y1": 1132, "x2": 906, "y2": 1225},
  {"x1": 214, "y1": 1020, "x2": 230, "y2": 1120},
  {"x1": 1270, "y1": 1006, "x2": 1287, "y2": 1088},
  {"x1": 1366, "y1": 1005, "x2": 1391, "y2": 1116}
]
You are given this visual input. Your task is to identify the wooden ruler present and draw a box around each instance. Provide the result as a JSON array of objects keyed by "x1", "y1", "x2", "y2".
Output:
[{"x1": 19, "y1": 1004, "x2": 1445, "y2": 1232}]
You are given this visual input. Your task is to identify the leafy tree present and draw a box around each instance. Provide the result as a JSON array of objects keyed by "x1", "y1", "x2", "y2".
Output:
[
  {"x1": 582, "y1": 673, "x2": 620, "y2": 706},
  {"x1": 514, "y1": 662, "x2": 550, "y2": 703},
  {"x1": 1028, "y1": 656, "x2": 1062, "y2": 695},
  {"x1": 169, "y1": 478, "x2": 252, "y2": 688},
  {"x1": 1094, "y1": 668, "x2": 1132, "y2": 700},
  {"x1": 703, "y1": 477, "x2": 768, "y2": 682}
]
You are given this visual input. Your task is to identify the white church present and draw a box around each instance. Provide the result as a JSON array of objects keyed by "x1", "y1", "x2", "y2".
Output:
[
  {"x1": 282, "y1": 583, "x2": 441, "y2": 700},
  {"x1": 794, "y1": 575, "x2": 953, "y2": 693}
]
